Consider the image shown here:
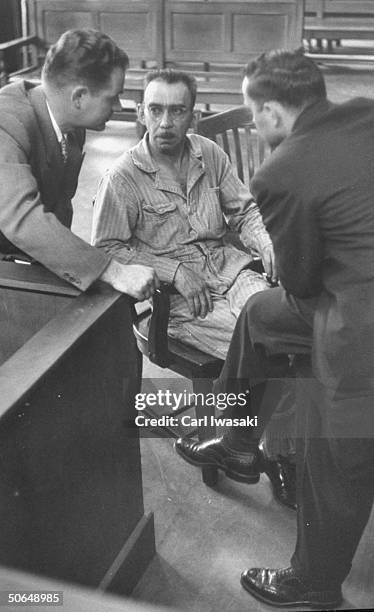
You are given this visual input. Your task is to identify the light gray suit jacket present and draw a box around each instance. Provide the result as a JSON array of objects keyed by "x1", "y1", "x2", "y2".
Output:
[{"x1": 0, "y1": 80, "x2": 109, "y2": 289}]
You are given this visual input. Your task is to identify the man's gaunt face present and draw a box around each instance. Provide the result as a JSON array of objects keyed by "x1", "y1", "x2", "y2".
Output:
[
  {"x1": 142, "y1": 79, "x2": 194, "y2": 155},
  {"x1": 81, "y1": 66, "x2": 125, "y2": 131}
]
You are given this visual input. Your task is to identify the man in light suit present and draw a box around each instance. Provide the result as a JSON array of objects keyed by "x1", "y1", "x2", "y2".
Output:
[{"x1": 0, "y1": 28, "x2": 158, "y2": 300}]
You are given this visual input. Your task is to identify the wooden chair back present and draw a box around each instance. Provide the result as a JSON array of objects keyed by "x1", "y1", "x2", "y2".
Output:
[{"x1": 197, "y1": 105, "x2": 267, "y2": 185}]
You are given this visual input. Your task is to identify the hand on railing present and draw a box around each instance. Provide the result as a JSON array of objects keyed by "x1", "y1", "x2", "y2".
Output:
[{"x1": 100, "y1": 259, "x2": 159, "y2": 300}]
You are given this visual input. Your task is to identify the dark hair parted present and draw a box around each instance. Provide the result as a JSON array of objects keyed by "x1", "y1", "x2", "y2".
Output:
[
  {"x1": 244, "y1": 49, "x2": 326, "y2": 108},
  {"x1": 144, "y1": 69, "x2": 197, "y2": 108},
  {"x1": 42, "y1": 29, "x2": 129, "y2": 91}
]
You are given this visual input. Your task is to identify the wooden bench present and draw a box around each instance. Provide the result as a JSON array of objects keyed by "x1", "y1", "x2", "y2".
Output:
[{"x1": 304, "y1": 1, "x2": 374, "y2": 60}]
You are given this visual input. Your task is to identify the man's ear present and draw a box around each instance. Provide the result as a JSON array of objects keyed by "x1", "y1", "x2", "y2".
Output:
[
  {"x1": 262, "y1": 101, "x2": 281, "y2": 127},
  {"x1": 71, "y1": 86, "x2": 89, "y2": 110},
  {"x1": 137, "y1": 103, "x2": 146, "y2": 125}
]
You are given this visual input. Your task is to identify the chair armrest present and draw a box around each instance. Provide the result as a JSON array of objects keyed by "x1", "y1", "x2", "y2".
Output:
[
  {"x1": 133, "y1": 283, "x2": 176, "y2": 368},
  {"x1": 148, "y1": 285, "x2": 173, "y2": 367},
  {"x1": 133, "y1": 262, "x2": 275, "y2": 371}
]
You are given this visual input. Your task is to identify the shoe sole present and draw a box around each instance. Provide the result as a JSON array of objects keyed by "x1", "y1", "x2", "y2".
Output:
[
  {"x1": 174, "y1": 442, "x2": 260, "y2": 484},
  {"x1": 240, "y1": 575, "x2": 342, "y2": 609}
]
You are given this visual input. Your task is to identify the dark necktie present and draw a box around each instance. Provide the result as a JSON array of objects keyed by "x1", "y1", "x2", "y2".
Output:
[{"x1": 60, "y1": 134, "x2": 68, "y2": 164}]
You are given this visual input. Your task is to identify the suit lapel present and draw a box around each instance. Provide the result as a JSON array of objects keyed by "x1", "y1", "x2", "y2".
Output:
[
  {"x1": 28, "y1": 85, "x2": 64, "y2": 172},
  {"x1": 28, "y1": 85, "x2": 85, "y2": 192}
]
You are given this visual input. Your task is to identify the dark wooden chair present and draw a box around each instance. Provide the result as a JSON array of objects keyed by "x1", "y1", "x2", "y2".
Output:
[
  {"x1": 133, "y1": 106, "x2": 267, "y2": 487},
  {"x1": 134, "y1": 285, "x2": 222, "y2": 487},
  {"x1": 197, "y1": 105, "x2": 268, "y2": 184}
]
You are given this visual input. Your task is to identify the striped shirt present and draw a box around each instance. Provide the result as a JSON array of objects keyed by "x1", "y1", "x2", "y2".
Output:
[{"x1": 92, "y1": 133, "x2": 272, "y2": 291}]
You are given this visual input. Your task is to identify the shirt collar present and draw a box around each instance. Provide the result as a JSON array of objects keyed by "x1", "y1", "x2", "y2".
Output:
[
  {"x1": 46, "y1": 101, "x2": 64, "y2": 143},
  {"x1": 130, "y1": 132, "x2": 203, "y2": 173}
]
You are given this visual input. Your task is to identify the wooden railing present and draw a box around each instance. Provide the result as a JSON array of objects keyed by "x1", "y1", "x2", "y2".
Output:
[{"x1": 0, "y1": 261, "x2": 155, "y2": 595}]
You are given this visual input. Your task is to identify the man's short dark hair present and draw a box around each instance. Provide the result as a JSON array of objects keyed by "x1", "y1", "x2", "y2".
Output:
[
  {"x1": 144, "y1": 69, "x2": 197, "y2": 108},
  {"x1": 243, "y1": 49, "x2": 326, "y2": 108},
  {"x1": 42, "y1": 29, "x2": 129, "y2": 91}
]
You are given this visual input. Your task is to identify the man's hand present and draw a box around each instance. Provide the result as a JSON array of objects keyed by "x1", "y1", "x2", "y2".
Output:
[
  {"x1": 100, "y1": 259, "x2": 159, "y2": 300},
  {"x1": 174, "y1": 264, "x2": 213, "y2": 318},
  {"x1": 260, "y1": 243, "x2": 278, "y2": 284}
]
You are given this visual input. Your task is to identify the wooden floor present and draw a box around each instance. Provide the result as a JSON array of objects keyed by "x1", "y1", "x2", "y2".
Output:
[
  {"x1": 135, "y1": 434, "x2": 374, "y2": 612},
  {"x1": 71, "y1": 65, "x2": 374, "y2": 611}
]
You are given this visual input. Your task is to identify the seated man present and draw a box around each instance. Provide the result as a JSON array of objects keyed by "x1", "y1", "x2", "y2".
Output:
[
  {"x1": 175, "y1": 50, "x2": 374, "y2": 608},
  {"x1": 0, "y1": 28, "x2": 157, "y2": 301},
  {"x1": 92, "y1": 69, "x2": 274, "y2": 359},
  {"x1": 92, "y1": 68, "x2": 295, "y2": 507}
]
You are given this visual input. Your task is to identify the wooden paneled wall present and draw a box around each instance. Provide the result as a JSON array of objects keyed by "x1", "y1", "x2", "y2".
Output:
[
  {"x1": 30, "y1": 0, "x2": 164, "y2": 68},
  {"x1": 164, "y1": 1, "x2": 304, "y2": 66},
  {"x1": 29, "y1": 0, "x2": 303, "y2": 69}
]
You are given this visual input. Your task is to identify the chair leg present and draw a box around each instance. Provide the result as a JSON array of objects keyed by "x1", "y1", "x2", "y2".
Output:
[{"x1": 192, "y1": 377, "x2": 218, "y2": 487}]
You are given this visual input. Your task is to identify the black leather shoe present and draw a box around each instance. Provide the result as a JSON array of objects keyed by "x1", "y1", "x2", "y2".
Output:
[
  {"x1": 262, "y1": 455, "x2": 297, "y2": 510},
  {"x1": 240, "y1": 567, "x2": 343, "y2": 608},
  {"x1": 174, "y1": 437, "x2": 261, "y2": 483}
]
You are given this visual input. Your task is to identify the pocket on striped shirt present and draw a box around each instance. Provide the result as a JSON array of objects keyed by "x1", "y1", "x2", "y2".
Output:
[
  {"x1": 140, "y1": 200, "x2": 179, "y2": 245},
  {"x1": 143, "y1": 201, "x2": 177, "y2": 215}
]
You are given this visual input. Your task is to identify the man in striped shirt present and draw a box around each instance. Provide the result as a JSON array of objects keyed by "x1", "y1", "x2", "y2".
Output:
[{"x1": 92, "y1": 69, "x2": 275, "y2": 360}]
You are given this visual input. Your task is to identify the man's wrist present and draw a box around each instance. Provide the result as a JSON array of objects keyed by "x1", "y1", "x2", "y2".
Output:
[{"x1": 99, "y1": 259, "x2": 117, "y2": 284}]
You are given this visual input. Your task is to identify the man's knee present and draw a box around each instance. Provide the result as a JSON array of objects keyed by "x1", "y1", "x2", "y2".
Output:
[{"x1": 244, "y1": 289, "x2": 280, "y2": 334}]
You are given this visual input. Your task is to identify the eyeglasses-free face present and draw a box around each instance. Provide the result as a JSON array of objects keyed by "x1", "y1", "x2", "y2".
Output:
[{"x1": 140, "y1": 80, "x2": 194, "y2": 155}]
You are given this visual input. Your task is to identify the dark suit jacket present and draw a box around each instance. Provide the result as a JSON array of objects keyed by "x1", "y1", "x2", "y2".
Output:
[
  {"x1": 0, "y1": 80, "x2": 110, "y2": 289},
  {"x1": 251, "y1": 98, "x2": 374, "y2": 394}
]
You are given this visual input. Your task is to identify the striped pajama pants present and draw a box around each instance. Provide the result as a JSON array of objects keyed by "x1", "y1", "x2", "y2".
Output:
[
  {"x1": 167, "y1": 269, "x2": 296, "y2": 459},
  {"x1": 167, "y1": 268, "x2": 268, "y2": 359}
]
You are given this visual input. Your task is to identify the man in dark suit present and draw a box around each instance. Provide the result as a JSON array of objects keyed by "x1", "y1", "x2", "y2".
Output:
[
  {"x1": 0, "y1": 28, "x2": 158, "y2": 300},
  {"x1": 176, "y1": 50, "x2": 374, "y2": 607}
]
